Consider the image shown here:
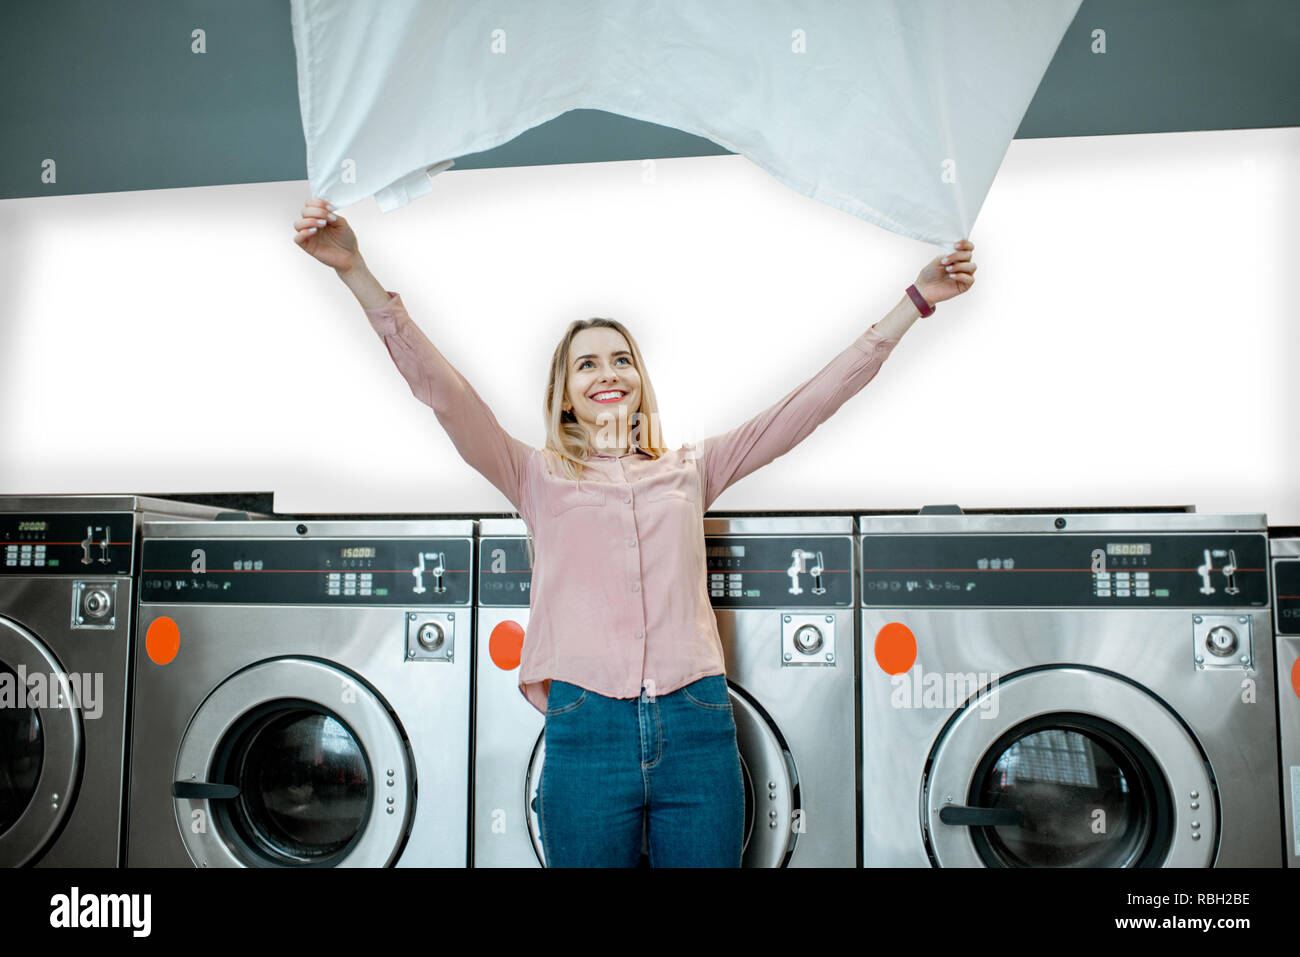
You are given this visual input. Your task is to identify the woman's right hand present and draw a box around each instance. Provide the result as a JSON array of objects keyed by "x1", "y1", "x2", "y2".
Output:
[{"x1": 293, "y1": 196, "x2": 360, "y2": 272}]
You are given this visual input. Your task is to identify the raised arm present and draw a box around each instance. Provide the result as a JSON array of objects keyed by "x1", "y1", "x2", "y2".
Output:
[
  {"x1": 698, "y1": 242, "x2": 979, "y2": 510},
  {"x1": 293, "y1": 197, "x2": 534, "y2": 514}
]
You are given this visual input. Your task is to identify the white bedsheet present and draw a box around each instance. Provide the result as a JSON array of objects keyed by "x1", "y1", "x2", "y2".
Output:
[{"x1": 290, "y1": 0, "x2": 1081, "y2": 248}]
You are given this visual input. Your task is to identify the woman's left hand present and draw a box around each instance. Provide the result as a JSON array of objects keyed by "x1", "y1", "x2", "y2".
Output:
[{"x1": 914, "y1": 239, "x2": 977, "y2": 305}]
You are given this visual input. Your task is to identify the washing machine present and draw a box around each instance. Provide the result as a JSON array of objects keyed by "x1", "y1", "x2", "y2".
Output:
[
  {"x1": 0, "y1": 494, "x2": 255, "y2": 867},
  {"x1": 860, "y1": 510, "x2": 1280, "y2": 867},
  {"x1": 472, "y1": 518, "x2": 543, "y2": 866},
  {"x1": 1269, "y1": 529, "x2": 1300, "y2": 867},
  {"x1": 126, "y1": 519, "x2": 473, "y2": 867},
  {"x1": 472, "y1": 515, "x2": 858, "y2": 867}
]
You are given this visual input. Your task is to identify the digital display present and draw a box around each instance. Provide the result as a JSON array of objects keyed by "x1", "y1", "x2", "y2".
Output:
[
  {"x1": 17, "y1": 521, "x2": 47, "y2": 532},
  {"x1": 706, "y1": 545, "x2": 745, "y2": 558},
  {"x1": 1107, "y1": 543, "x2": 1151, "y2": 556},
  {"x1": 340, "y1": 547, "x2": 376, "y2": 559}
]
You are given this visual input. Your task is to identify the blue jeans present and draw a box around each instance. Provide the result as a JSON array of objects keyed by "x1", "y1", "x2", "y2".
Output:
[{"x1": 538, "y1": 674, "x2": 745, "y2": 868}]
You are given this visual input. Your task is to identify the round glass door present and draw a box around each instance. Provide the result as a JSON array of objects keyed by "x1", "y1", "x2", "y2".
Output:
[
  {"x1": 0, "y1": 663, "x2": 44, "y2": 834},
  {"x1": 924, "y1": 667, "x2": 1215, "y2": 867},
  {"x1": 212, "y1": 704, "x2": 371, "y2": 866},
  {"x1": 967, "y1": 714, "x2": 1170, "y2": 867},
  {"x1": 0, "y1": 619, "x2": 81, "y2": 867},
  {"x1": 174, "y1": 658, "x2": 412, "y2": 868}
]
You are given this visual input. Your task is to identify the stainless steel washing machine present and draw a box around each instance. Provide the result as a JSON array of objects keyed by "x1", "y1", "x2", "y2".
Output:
[
  {"x1": 860, "y1": 510, "x2": 1280, "y2": 867},
  {"x1": 704, "y1": 515, "x2": 858, "y2": 866},
  {"x1": 1269, "y1": 530, "x2": 1300, "y2": 867},
  {"x1": 126, "y1": 519, "x2": 472, "y2": 867},
  {"x1": 472, "y1": 518, "x2": 544, "y2": 866},
  {"x1": 473, "y1": 516, "x2": 858, "y2": 867},
  {"x1": 0, "y1": 494, "x2": 253, "y2": 867}
]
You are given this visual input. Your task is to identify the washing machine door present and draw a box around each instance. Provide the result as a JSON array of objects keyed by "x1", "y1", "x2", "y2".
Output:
[
  {"x1": 172, "y1": 658, "x2": 413, "y2": 867},
  {"x1": 523, "y1": 685, "x2": 797, "y2": 867},
  {"x1": 923, "y1": 667, "x2": 1215, "y2": 867},
  {"x1": 0, "y1": 617, "x2": 82, "y2": 866}
]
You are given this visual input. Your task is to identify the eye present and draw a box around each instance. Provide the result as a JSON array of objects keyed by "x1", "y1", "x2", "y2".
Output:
[
  {"x1": 617, "y1": 356, "x2": 631, "y2": 365},
  {"x1": 578, "y1": 360, "x2": 592, "y2": 370}
]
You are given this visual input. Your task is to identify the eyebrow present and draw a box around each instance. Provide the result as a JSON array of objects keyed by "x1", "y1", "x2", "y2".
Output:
[{"x1": 573, "y1": 351, "x2": 632, "y2": 364}]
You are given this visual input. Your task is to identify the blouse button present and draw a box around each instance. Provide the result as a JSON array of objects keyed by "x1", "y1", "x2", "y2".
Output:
[
  {"x1": 624, "y1": 496, "x2": 631, "y2": 504},
  {"x1": 635, "y1": 631, "x2": 644, "y2": 640},
  {"x1": 627, "y1": 540, "x2": 636, "y2": 548},
  {"x1": 632, "y1": 583, "x2": 640, "y2": 592}
]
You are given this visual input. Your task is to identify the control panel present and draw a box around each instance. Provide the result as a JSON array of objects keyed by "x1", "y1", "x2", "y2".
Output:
[
  {"x1": 1, "y1": 512, "x2": 135, "y2": 576},
  {"x1": 140, "y1": 537, "x2": 473, "y2": 605},
  {"x1": 1274, "y1": 559, "x2": 1300, "y2": 634},
  {"x1": 705, "y1": 534, "x2": 853, "y2": 607},
  {"x1": 477, "y1": 537, "x2": 532, "y2": 607},
  {"x1": 862, "y1": 533, "x2": 1269, "y2": 607}
]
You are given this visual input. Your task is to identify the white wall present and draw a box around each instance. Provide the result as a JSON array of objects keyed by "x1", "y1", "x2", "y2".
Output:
[{"x1": 1, "y1": 126, "x2": 1296, "y2": 521}]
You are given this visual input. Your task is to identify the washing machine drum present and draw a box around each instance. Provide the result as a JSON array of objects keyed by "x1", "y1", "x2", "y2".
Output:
[
  {"x1": 172, "y1": 658, "x2": 413, "y2": 868},
  {"x1": 923, "y1": 668, "x2": 1215, "y2": 867},
  {"x1": 0, "y1": 619, "x2": 81, "y2": 867},
  {"x1": 523, "y1": 685, "x2": 798, "y2": 867}
]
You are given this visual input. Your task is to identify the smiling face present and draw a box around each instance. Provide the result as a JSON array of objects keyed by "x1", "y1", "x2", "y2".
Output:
[{"x1": 561, "y1": 326, "x2": 643, "y2": 452}]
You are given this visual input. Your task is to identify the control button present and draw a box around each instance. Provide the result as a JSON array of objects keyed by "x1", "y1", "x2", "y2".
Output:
[
  {"x1": 360, "y1": 573, "x2": 372, "y2": 582},
  {"x1": 34, "y1": 545, "x2": 45, "y2": 554},
  {"x1": 327, "y1": 586, "x2": 341, "y2": 596},
  {"x1": 328, "y1": 573, "x2": 341, "y2": 582},
  {"x1": 19, "y1": 559, "x2": 30, "y2": 567},
  {"x1": 20, "y1": 545, "x2": 32, "y2": 553},
  {"x1": 344, "y1": 587, "x2": 357, "y2": 596},
  {"x1": 360, "y1": 586, "x2": 372, "y2": 596},
  {"x1": 728, "y1": 574, "x2": 742, "y2": 582},
  {"x1": 1116, "y1": 588, "x2": 1131, "y2": 597},
  {"x1": 710, "y1": 573, "x2": 724, "y2": 582},
  {"x1": 1097, "y1": 588, "x2": 1111, "y2": 597},
  {"x1": 34, "y1": 559, "x2": 44, "y2": 567},
  {"x1": 1135, "y1": 572, "x2": 1149, "y2": 580},
  {"x1": 344, "y1": 573, "x2": 357, "y2": 582},
  {"x1": 1115, "y1": 572, "x2": 1130, "y2": 580},
  {"x1": 1135, "y1": 588, "x2": 1149, "y2": 597}
]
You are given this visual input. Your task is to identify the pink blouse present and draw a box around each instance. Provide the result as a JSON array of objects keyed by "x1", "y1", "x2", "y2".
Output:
[{"x1": 364, "y1": 292, "x2": 900, "y2": 714}]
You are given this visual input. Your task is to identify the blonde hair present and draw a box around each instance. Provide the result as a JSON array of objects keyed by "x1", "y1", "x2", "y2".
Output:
[
  {"x1": 516, "y1": 317, "x2": 670, "y2": 568},
  {"x1": 543, "y1": 317, "x2": 669, "y2": 480}
]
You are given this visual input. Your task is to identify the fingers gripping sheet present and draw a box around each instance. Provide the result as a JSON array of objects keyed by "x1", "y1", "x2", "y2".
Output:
[{"x1": 289, "y1": 0, "x2": 1081, "y2": 247}]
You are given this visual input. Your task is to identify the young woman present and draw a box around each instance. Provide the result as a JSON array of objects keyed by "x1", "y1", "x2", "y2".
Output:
[{"x1": 294, "y1": 196, "x2": 977, "y2": 867}]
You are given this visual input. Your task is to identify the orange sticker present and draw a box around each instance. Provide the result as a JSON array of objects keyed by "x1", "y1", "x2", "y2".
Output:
[
  {"x1": 874, "y1": 622, "x2": 917, "y2": 675},
  {"x1": 146, "y1": 616, "x2": 180, "y2": 666},
  {"x1": 1291, "y1": 656, "x2": 1300, "y2": 700},
  {"x1": 489, "y1": 620, "x2": 526, "y2": 671}
]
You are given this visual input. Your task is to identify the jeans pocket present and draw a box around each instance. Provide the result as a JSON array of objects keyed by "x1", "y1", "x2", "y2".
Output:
[
  {"x1": 545, "y1": 679, "x2": 589, "y2": 716},
  {"x1": 681, "y1": 675, "x2": 732, "y2": 711}
]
